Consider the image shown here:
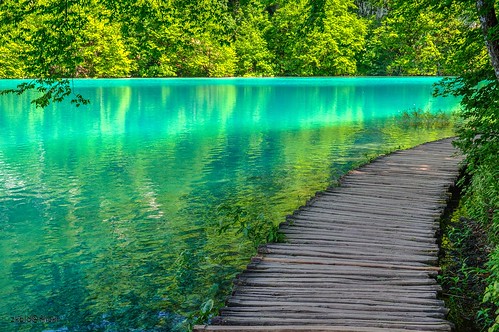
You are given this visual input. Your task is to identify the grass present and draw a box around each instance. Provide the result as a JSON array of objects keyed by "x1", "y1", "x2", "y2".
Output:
[{"x1": 394, "y1": 108, "x2": 458, "y2": 129}]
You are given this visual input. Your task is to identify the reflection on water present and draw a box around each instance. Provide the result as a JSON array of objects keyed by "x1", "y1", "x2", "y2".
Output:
[{"x1": 0, "y1": 78, "x2": 459, "y2": 331}]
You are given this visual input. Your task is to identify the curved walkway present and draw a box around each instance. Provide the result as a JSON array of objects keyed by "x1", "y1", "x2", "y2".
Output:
[{"x1": 195, "y1": 138, "x2": 463, "y2": 332}]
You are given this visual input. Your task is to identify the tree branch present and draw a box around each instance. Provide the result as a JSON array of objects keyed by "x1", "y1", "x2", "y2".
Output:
[{"x1": 476, "y1": 0, "x2": 499, "y2": 79}]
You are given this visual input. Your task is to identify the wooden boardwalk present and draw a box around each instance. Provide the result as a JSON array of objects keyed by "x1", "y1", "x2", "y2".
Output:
[{"x1": 195, "y1": 138, "x2": 463, "y2": 332}]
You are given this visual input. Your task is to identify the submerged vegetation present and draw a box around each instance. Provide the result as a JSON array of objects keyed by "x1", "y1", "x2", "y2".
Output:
[
  {"x1": 394, "y1": 108, "x2": 459, "y2": 129},
  {"x1": 215, "y1": 200, "x2": 284, "y2": 248}
]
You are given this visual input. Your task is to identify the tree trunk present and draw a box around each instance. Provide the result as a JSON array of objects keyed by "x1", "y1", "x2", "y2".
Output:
[{"x1": 476, "y1": 0, "x2": 499, "y2": 79}]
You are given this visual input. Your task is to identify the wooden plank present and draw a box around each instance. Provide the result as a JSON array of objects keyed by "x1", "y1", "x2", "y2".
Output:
[
  {"x1": 244, "y1": 260, "x2": 440, "y2": 278},
  {"x1": 219, "y1": 307, "x2": 447, "y2": 319},
  {"x1": 257, "y1": 247, "x2": 437, "y2": 264},
  {"x1": 277, "y1": 237, "x2": 439, "y2": 254},
  {"x1": 212, "y1": 317, "x2": 452, "y2": 330},
  {"x1": 200, "y1": 138, "x2": 462, "y2": 331},
  {"x1": 323, "y1": 187, "x2": 450, "y2": 202},
  {"x1": 232, "y1": 288, "x2": 441, "y2": 300},
  {"x1": 233, "y1": 280, "x2": 442, "y2": 292},
  {"x1": 229, "y1": 293, "x2": 446, "y2": 307},
  {"x1": 298, "y1": 206, "x2": 441, "y2": 222},
  {"x1": 285, "y1": 214, "x2": 440, "y2": 233},
  {"x1": 281, "y1": 227, "x2": 437, "y2": 244},
  {"x1": 194, "y1": 325, "x2": 441, "y2": 332},
  {"x1": 281, "y1": 233, "x2": 439, "y2": 250},
  {"x1": 317, "y1": 193, "x2": 444, "y2": 207},
  {"x1": 337, "y1": 180, "x2": 450, "y2": 192},
  {"x1": 283, "y1": 218, "x2": 437, "y2": 236},
  {"x1": 252, "y1": 256, "x2": 442, "y2": 272},
  {"x1": 303, "y1": 204, "x2": 440, "y2": 219},
  {"x1": 236, "y1": 273, "x2": 437, "y2": 284}
]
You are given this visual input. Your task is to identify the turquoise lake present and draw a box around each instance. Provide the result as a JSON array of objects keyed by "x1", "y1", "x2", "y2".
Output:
[{"x1": 0, "y1": 78, "x2": 460, "y2": 331}]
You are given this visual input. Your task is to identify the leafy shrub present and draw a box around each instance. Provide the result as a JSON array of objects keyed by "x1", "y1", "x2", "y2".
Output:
[{"x1": 436, "y1": 76, "x2": 499, "y2": 330}]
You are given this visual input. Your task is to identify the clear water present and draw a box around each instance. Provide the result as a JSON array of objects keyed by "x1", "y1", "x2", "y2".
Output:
[{"x1": 0, "y1": 78, "x2": 459, "y2": 331}]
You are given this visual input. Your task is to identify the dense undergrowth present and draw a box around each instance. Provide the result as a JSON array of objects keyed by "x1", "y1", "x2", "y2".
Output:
[
  {"x1": 460, "y1": 161, "x2": 499, "y2": 331},
  {"x1": 439, "y1": 158, "x2": 499, "y2": 331},
  {"x1": 440, "y1": 203, "x2": 497, "y2": 330},
  {"x1": 452, "y1": 80, "x2": 499, "y2": 331},
  {"x1": 436, "y1": 73, "x2": 499, "y2": 330}
]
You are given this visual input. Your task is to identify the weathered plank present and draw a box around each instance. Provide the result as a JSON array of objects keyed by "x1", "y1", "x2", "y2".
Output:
[
  {"x1": 194, "y1": 326, "x2": 442, "y2": 332},
  {"x1": 194, "y1": 138, "x2": 462, "y2": 332}
]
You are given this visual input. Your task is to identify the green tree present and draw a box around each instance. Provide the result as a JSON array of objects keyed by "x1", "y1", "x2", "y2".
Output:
[
  {"x1": 434, "y1": 0, "x2": 499, "y2": 329},
  {"x1": 266, "y1": 0, "x2": 310, "y2": 75},
  {"x1": 0, "y1": 24, "x2": 28, "y2": 78},
  {"x1": 305, "y1": 0, "x2": 367, "y2": 75},
  {"x1": 360, "y1": 0, "x2": 466, "y2": 75},
  {"x1": 233, "y1": 1, "x2": 275, "y2": 76},
  {"x1": 267, "y1": 0, "x2": 366, "y2": 76},
  {"x1": 101, "y1": 0, "x2": 182, "y2": 77},
  {"x1": 171, "y1": 0, "x2": 237, "y2": 77},
  {"x1": 0, "y1": 0, "x2": 91, "y2": 106},
  {"x1": 76, "y1": 10, "x2": 132, "y2": 77}
]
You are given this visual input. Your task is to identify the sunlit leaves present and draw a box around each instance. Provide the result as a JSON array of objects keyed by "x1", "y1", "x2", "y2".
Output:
[
  {"x1": 76, "y1": 15, "x2": 132, "y2": 77},
  {"x1": 233, "y1": 2, "x2": 275, "y2": 76},
  {"x1": 268, "y1": 0, "x2": 366, "y2": 76},
  {"x1": 360, "y1": 0, "x2": 470, "y2": 75},
  {"x1": 307, "y1": 0, "x2": 367, "y2": 75}
]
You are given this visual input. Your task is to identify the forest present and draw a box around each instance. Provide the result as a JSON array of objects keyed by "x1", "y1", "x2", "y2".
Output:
[
  {"x1": 0, "y1": 0, "x2": 498, "y2": 330},
  {"x1": 0, "y1": 0, "x2": 481, "y2": 79}
]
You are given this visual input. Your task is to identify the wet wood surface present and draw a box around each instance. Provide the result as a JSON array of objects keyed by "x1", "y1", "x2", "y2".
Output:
[{"x1": 194, "y1": 138, "x2": 463, "y2": 332}]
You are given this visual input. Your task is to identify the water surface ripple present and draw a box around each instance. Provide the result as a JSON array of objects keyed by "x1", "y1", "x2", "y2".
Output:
[{"x1": 0, "y1": 78, "x2": 459, "y2": 331}]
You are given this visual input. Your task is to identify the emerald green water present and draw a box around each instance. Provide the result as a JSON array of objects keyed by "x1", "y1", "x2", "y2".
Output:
[{"x1": 0, "y1": 78, "x2": 459, "y2": 331}]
